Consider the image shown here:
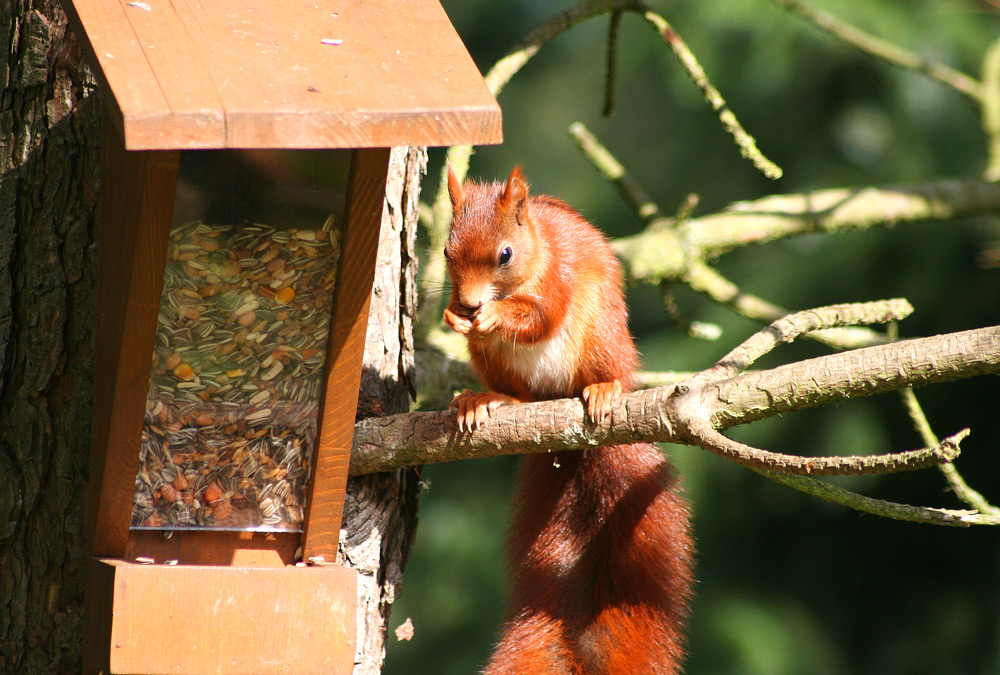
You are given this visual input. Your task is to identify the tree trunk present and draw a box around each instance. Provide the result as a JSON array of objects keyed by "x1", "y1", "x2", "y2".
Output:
[
  {"x1": 0, "y1": 3, "x2": 423, "y2": 670},
  {"x1": 1, "y1": 1, "x2": 100, "y2": 671}
]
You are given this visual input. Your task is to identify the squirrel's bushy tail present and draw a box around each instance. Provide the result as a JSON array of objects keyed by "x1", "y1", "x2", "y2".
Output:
[{"x1": 482, "y1": 443, "x2": 693, "y2": 675}]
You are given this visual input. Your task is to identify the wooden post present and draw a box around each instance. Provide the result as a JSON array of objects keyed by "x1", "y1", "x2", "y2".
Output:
[
  {"x1": 87, "y1": 111, "x2": 179, "y2": 558},
  {"x1": 305, "y1": 148, "x2": 392, "y2": 560}
]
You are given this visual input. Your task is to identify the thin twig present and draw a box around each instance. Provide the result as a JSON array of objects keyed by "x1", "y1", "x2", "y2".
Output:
[
  {"x1": 418, "y1": 174, "x2": 454, "y2": 333},
  {"x1": 604, "y1": 10, "x2": 623, "y2": 117},
  {"x1": 638, "y1": 8, "x2": 783, "y2": 179},
  {"x1": 981, "y1": 35, "x2": 1000, "y2": 180},
  {"x1": 674, "y1": 193, "x2": 700, "y2": 223},
  {"x1": 900, "y1": 388, "x2": 1000, "y2": 516},
  {"x1": 660, "y1": 282, "x2": 720, "y2": 341},
  {"x1": 682, "y1": 419, "x2": 967, "y2": 476},
  {"x1": 771, "y1": 0, "x2": 983, "y2": 102},
  {"x1": 569, "y1": 122, "x2": 667, "y2": 224},
  {"x1": 753, "y1": 468, "x2": 999, "y2": 526},
  {"x1": 699, "y1": 299, "x2": 912, "y2": 382},
  {"x1": 681, "y1": 261, "x2": 889, "y2": 350}
]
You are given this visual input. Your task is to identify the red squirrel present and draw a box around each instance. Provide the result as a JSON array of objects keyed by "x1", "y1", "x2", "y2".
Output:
[{"x1": 443, "y1": 166, "x2": 694, "y2": 674}]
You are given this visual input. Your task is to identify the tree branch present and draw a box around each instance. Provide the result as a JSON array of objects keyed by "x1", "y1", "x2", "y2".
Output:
[
  {"x1": 661, "y1": 280, "x2": 723, "y2": 342},
  {"x1": 626, "y1": 178, "x2": 1000, "y2": 269},
  {"x1": 708, "y1": 325, "x2": 1000, "y2": 430},
  {"x1": 404, "y1": 0, "x2": 1000, "y2": 529},
  {"x1": 668, "y1": 301, "x2": 963, "y2": 476},
  {"x1": 351, "y1": 323, "x2": 1000, "y2": 479},
  {"x1": 422, "y1": 0, "x2": 787, "y2": 327},
  {"x1": 604, "y1": 10, "x2": 623, "y2": 117},
  {"x1": 571, "y1": 123, "x2": 945, "y2": 350},
  {"x1": 568, "y1": 122, "x2": 1000, "y2": 351},
  {"x1": 569, "y1": 122, "x2": 667, "y2": 225}
]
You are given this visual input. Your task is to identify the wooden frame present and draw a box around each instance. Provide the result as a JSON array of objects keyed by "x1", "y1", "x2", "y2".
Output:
[
  {"x1": 88, "y1": 110, "x2": 180, "y2": 560},
  {"x1": 303, "y1": 147, "x2": 391, "y2": 561},
  {"x1": 86, "y1": 120, "x2": 390, "y2": 567}
]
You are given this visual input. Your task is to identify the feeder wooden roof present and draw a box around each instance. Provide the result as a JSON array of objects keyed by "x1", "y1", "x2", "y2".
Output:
[{"x1": 62, "y1": 0, "x2": 502, "y2": 150}]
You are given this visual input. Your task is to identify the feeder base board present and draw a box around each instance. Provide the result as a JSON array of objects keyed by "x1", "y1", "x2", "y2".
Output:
[{"x1": 83, "y1": 557, "x2": 357, "y2": 675}]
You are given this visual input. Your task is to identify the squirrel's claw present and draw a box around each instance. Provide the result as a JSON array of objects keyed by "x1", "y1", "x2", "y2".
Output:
[
  {"x1": 451, "y1": 390, "x2": 517, "y2": 431},
  {"x1": 582, "y1": 380, "x2": 622, "y2": 423}
]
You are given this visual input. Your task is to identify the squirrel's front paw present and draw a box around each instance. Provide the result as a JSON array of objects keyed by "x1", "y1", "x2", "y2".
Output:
[
  {"x1": 450, "y1": 389, "x2": 517, "y2": 431},
  {"x1": 470, "y1": 302, "x2": 501, "y2": 337},
  {"x1": 443, "y1": 306, "x2": 473, "y2": 335}
]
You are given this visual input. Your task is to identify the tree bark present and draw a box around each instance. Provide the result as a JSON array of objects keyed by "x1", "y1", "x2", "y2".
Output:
[
  {"x1": 0, "y1": 4, "x2": 423, "y2": 671},
  {"x1": 1, "y1": 1, "x2": 100, "y2": 671}
]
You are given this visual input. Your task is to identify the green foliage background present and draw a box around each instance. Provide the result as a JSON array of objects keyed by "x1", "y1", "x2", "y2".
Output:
[{"x1": 386, "y1": 1, "x2": 1000, "y2": 673}]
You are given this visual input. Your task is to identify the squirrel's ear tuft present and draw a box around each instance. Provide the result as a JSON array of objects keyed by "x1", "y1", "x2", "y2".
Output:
[
  {"x1": 447, "y1": 163, "x2": 464, "y2": 212},
  {"x1": 501, "y1": 166, "x2": 530, "y2": 222}
]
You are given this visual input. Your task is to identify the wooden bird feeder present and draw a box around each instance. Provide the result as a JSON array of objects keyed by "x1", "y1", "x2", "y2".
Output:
[{"x1": 63, "y1": 1, "x2": 501, "y2": 673}]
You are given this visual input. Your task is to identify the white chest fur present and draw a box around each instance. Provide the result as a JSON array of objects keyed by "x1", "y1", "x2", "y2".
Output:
[{"x1": 488, "y1": 310, "x2": 579, "y2": 397}]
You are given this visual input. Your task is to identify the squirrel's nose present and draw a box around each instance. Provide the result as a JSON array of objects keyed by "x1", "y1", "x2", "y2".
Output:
[{"x1": 458, "y1": 290, "x2": 487, "y2": 313}]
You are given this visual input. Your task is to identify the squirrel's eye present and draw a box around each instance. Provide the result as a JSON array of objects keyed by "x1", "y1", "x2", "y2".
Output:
[
  {"x1": 498, "y1": 246, "x2": 513, "y2": 266},
  {"x1": 443, "y1": 247, "x2": 450, "y2": 260}
]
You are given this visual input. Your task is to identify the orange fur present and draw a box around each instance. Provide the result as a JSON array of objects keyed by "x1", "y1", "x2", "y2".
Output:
[{"x1": 444, "y1": 167, "x2": 694, "y2": 674}]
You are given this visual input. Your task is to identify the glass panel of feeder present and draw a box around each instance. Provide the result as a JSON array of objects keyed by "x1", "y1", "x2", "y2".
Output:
[{"x1": 132, "y1": 150, "x2": 351, "y2": 532}]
